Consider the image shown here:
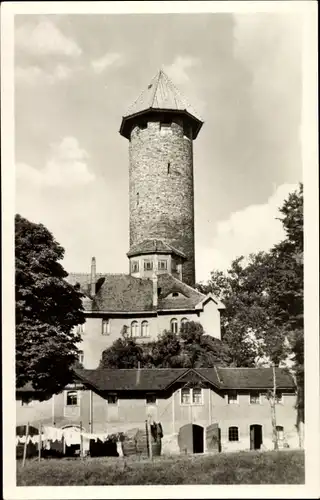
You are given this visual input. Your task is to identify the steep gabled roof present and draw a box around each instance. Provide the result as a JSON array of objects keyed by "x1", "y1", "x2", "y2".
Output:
[
  {"x1": 66, "y1": 273, "x2": 106, "y2": 296},
  {"x1": 124, "y1": 70, "x2": 202, "y2": 121},
  {"x1": 92, "y1": 274, "x2": 154, "y2": 312},
  {"x1": 88, "y1": 273, "x2": 204, "y2": 313},
  {"x1": 127, "y1": 238, "x2": 186, "y2": 259}
]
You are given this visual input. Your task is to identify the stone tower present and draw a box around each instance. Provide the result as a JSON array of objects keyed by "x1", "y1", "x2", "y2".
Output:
[{"x1": 120, "y1": 70, "x2": 203, "y2": 287}]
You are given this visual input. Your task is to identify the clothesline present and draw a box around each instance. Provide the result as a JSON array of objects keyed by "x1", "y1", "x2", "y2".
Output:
[{"x1": 16, "y1": 425, "x2": 116, "y2": 446}]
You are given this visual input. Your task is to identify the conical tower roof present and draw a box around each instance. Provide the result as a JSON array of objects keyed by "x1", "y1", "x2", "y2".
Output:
[
  {"x1": 124, "y1": 70, "x2": 202, "y2": 121},
  {"x1": 120, "y1": 69, "x2": 203, "y2": 140}
]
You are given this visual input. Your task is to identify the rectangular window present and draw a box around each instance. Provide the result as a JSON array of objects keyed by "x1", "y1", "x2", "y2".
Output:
[
  {"x1": 131, "y1": 261, "x2": 139, "y2": 273},
  {"x1": 249, "y1": 391, "x2": 260, "y2": 404},
  {"x1": 276, "y1": 425, "x2": 284, "y2": 441},
  {"x1": 228, "y1": 427, "x2": 239, "y2": 442},
  {"x1": 192, "y1": 388, "x2": 203, "y2": 405},
  {"x1": 78, "y1": 350, "x2": 84, "y2": 364},
  {"x1": 107, "y1": 394, "x2": 118, "y2": 405},
  {"x1": 228, "y1": 391, "x2": 238, "y2": 404},
  {"x1": 158, "y1": 260, "x2": 167, "y2": 270},
  {"x1": 144, "y1": 260, "x2": 153, "y2": 271},
  {"x1": 181, "y1": 388, "x2": 203, "y2": 405},
  {"x1": 102, "y1": 319, "x2": 110, "y2": 335},
  {"x1": 181, "y1": 388, "x2": 191, "y2": 405},
  {"x1": 275, "y1": 391, "x2": 283, "y2": 404},
  {"x1": 66, "y1": 391, "x2": 78, "y2": 406},
  {"x1": 146, "y1": 393, "x2": 157, "y2": 405}
]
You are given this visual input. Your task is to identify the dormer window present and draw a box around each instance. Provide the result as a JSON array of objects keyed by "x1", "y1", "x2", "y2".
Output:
[
  {"x1": 144, "y1": 260, "x2": 153, "y2": 271},
  {"x1": 172, "y1": 292, "x2": 179, "y2": 297}
]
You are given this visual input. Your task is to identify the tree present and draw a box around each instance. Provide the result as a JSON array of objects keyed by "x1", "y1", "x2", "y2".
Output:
[
  {"x1": 99, "y1": 337, "x2": 144, "y2": 369},
  {"x1": 99, "y1": 321, "x2": 231, "y2": 369},
  {"x1": 197, "y1": 184, "x2": 304, "y2": 448},
  {"x1": 15, "y1": 214, "x2": 85, "y2": 397}
]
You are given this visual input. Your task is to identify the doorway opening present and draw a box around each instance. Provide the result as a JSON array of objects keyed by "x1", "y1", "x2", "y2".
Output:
[
  {"x1": 250, "y1": 424, "x2": 263, "y2": 450},
  {"x1": 178, "y1": 424, "x2": 204, "y2": 454}
]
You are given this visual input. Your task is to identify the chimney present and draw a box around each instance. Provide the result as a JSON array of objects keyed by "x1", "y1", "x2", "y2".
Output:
[
  {"x1": 90, "y1": 257, "x2": 96, "y2": 296},
  {"x1": 152, "y1": 272, "x2": 158, "y2": 308}
]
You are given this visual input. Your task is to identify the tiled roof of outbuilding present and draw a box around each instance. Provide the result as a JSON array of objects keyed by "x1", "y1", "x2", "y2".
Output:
[
  {"x1": 127, "y1": 239, "x2": 186, "y2": 259},
  {"x1": 16, "y1": 367, "x2": 295, "y2": 394},
  {"x1": 75, "y1": 368, "x2": 188, "y2": 391},
  {"x1": 73, "y1": 367, "x2": 295, "y2": 392},
  {"x1": 217, "y1": 367, "x2": 295, "y2": 390}
]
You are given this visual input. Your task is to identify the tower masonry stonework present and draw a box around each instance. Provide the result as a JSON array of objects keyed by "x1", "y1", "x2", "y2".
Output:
[
  {"x1": 129, "y1": 117, "x2": 195, "y2": 285},
  {"x1": 120, "y1": 70, "x2": 203, "y2": 287}
]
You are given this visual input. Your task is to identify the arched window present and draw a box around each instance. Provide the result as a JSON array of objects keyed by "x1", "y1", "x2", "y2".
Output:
[
  {"x1": 131, "y1": 321, "x2": 139, "y2": 338},
  {"x1": 181, "y1": 318, "x2": 188, "y2": 326},
  {"x1": 171, "y1": 318, "x2": 178, "y2": 334},
  {"x1": 141, "y1": 320, "x2": 149, "y2": 337},
  {"x1": 66, "y1": 391, "x2": 78, "y2": 407},
  {"x1": 228, "y1": 426, "x2": 239, "y2": 442},
  {"x1": 102, "y1": 319, "x2": 110, "y2": 335}
]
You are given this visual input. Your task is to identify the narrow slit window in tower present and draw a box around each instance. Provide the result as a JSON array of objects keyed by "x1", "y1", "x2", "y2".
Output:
[
  {"x1": 167, "y1": 162, "x2": 171, "y2": 174},
  {"x1": 136, "y1": 192, "x2": 139, "y2": 207}
]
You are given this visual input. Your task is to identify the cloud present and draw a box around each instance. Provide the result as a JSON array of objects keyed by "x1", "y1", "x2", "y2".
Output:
[
  {"x1": 91, "y1": 52, "x2": 123, "y2": 74},
  {"x1": 15, "y1": 64, "x2": 75, "y2": 85},
  {"x1": 16, "y1": 137, "x2": 95, "y2": 188},
  {"x1": 196, "y1": 183, "x2": 299, "y2": 282},
  {"x1": 15, "y1": 20, "x2": 82, "y2": 57},
  {"x1": 163, "y1": 56, "x2": 200, "y2": 84}
]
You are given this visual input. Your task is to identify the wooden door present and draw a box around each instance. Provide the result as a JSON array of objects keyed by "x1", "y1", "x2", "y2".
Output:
[
  {"x1": 206, "y1": 423, "x2": 221, "y2": 452},
  {"x1": 178, "y1": 424, "x2": 193, "y2": 454}
]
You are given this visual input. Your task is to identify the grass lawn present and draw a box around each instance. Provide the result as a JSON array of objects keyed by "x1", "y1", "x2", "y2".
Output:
[{"x1": 16, "y1": 449, "x2": 305, "y2": 486}]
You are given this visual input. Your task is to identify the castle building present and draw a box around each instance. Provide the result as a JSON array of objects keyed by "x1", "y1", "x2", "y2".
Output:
[
  {"x1": 16, "y1": 71, "x2": 301, "y2": 457},
  {"x1": 68, "y1": 70, "x2": 225, "y2": 369}
]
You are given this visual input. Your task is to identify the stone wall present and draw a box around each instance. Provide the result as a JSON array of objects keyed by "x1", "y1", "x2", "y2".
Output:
[{"x1": 128, "y1": 118, "x2": 195, "y2": 286}]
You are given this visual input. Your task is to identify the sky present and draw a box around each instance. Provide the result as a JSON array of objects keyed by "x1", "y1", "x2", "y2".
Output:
[{"x1": 14, "y1": 12, "x2": 302, "y2": 283}]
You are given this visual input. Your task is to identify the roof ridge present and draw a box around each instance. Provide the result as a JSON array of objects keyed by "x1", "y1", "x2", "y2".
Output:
[
  {"x1": 218, "y1": 367, "x2": 276, "y2": 370},
  {"x1": 150, "y1": 70, "x2": 162, "y2": 108}
]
